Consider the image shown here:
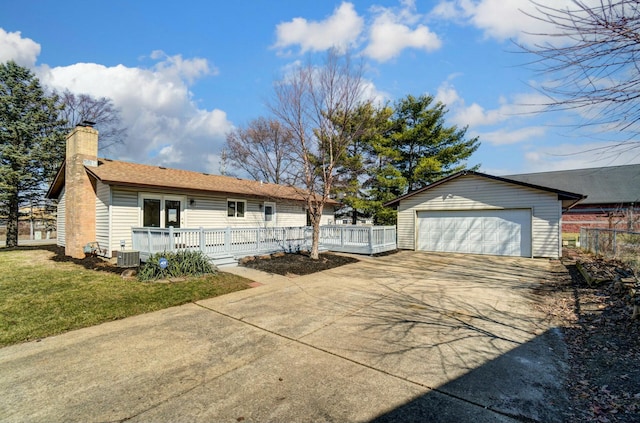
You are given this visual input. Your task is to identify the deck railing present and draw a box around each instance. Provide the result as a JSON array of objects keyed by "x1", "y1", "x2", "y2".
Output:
[
  {"x1": 132, "y1": 225, "x2": 396, "y2": 261},
  {"x1": 319, "y1": 225, "x2": 397, "y2": 255}
]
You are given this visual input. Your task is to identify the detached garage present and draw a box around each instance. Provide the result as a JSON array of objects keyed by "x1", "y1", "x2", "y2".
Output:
[{"x1": 385, "y1": 171, "x2": 584, "y2": 259}]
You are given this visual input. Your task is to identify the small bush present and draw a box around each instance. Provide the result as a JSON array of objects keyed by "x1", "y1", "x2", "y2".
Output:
[{"x1": 138, "y1": 250, "x2": 217, "y2": 282}]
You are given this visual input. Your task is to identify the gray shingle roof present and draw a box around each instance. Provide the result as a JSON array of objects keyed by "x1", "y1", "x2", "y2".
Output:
[{"x1": 505, "y1": 164, "x2": 640, "y2": 205}]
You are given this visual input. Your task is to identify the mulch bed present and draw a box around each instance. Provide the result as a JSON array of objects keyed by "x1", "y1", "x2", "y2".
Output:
[
  {"x1": 241, "y1": 252, "x2": 359, "y2": 276},
  {"x1": 536, "y1": 249, "x2": 640, "y2": 422}
]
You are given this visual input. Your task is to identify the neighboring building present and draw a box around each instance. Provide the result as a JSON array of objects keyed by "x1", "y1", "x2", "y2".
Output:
[
  {"x1": 384, "y1": 171, "x2": 584, "y2": 259},
  {"x1": 46, "y1": 125, "x2": 336, "y2": 259},
  {"x1": 507, "y1": 165, "x2": 640, "y2": 234},
  {"x1": 335, "y1": 217, "x2": 374, "y2": 225}
]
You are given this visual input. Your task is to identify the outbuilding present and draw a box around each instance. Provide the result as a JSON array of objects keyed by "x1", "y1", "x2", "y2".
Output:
[
  {"x1": 384, "y1": 171, "x2": 584, "y2": 259},
  {"x1": 506, "y1": 164, "x2": 640, "y2": 234}
]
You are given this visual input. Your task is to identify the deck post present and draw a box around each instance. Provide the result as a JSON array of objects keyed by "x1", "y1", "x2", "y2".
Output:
[
  {"x1": 199, "y1": 227, "x2": 205, "y2": 253},
  {"x1": 147, "y1": 228, "x2": 152, "y2": 255},
  {"x1": 369, "y1": 226, "x2": 374, "y2": 255},
  {"x1": 169, "y1": 226, "x2": 174, "y2": 252},
  {"x1": 225, "y1": 227, "x2": 231, "y2": 254},
  {"x1": 256, "y1": 228, "x2": 260, "y2": 252}
]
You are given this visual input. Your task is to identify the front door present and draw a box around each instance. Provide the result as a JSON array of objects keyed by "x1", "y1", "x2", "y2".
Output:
[{"x1": 164, "y1": 199, "x2": 182, "y2": 228}]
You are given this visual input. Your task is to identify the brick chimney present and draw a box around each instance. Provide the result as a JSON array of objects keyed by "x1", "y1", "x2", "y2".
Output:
[{"x1": 64, "y1": 124, "x2": 98, "y2": 258}]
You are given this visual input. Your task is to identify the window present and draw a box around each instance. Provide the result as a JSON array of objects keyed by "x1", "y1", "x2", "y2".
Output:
[
  {"x1": 143, "y1": 199, "x2": 161, "y2": 227},
  {"x1": 263, "y1": 202, "x2": 276, "y2": 227},
  {"x1": 264, "y1": 204, "x2": 274, "y2": 221},
  {"x1": 141, "y1": 195, "x2": 185, "y2": 228},
  {"x1": 227, "y1": 200, "x2": 245, "y2": 218}
]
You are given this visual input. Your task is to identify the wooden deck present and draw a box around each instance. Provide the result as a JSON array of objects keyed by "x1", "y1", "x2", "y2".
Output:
[{"x1": 132, "y1": 225, "x2": 397, "y2": 266}]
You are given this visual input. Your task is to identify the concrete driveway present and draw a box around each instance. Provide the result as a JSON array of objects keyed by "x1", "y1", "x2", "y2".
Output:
[{"x1": 0, "y1": 251, "x2": 569, "y2": 422}]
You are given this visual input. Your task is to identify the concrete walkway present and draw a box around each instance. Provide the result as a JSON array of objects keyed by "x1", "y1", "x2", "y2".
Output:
[{"x1": 0, "y1": 252, "x2": 570, "y2": 422}]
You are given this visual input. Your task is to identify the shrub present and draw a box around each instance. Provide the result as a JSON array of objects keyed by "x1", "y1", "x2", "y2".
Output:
[{"x1": 138, "y1": 250, "x2": 217, "y2": 282}]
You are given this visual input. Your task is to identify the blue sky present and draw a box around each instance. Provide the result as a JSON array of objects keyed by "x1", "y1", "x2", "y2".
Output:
[{"x1": 2, "y1": 0, "x2": 639, "y2": 177}]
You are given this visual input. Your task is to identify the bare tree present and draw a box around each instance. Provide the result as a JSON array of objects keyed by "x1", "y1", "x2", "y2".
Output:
[
  {"x1": 521, "y1": 0, "x2": 640, "y2": 144},
  {"x1": 269, "y1": 49, "x2": 371, "y2": 259},
  {"x1": 58, "y1": 89, "x2": 127, "y2": 152},
  {"x1": 225, "y1": 117, "x2": 300, "y2": 184}
]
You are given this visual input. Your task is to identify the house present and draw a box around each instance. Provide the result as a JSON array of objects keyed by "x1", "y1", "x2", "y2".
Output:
[
  {"x1": 384, "y1": 171, "x2": 584, "y2": 259},
  {"x1": 335, "y1": 217, "x2": 374, "y2": 226},
  {"x1": 46, "y1": 125, "x2": 336, "y2": 259},
  {"x1": 506, "y1": 165, "x2": 640, "y2": 234}
]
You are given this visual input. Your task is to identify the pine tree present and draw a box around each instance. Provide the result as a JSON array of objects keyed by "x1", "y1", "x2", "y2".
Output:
[
  {"x1": 0, "y1": 61, "x2": 67, "y2": 247},
  {"x1": 390, "y1": 94, "x2": 480, "y2": 192},
  {"x1": 332, "y1": 103, "x2": 393, "y2": 224}
]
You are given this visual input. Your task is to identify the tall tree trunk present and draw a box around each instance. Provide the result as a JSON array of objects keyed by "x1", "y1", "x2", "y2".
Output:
[
  {"x1": 6, "y1": 193, "x2": 19, "y2": 247},
  {"x1": 310, "y1": 220, "x2": 320, "y2": 260}
]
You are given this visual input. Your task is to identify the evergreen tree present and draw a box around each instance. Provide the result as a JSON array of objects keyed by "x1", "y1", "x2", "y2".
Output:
[
  {"x1": 390, "y1": 94, "x2": 480, "y2": 192},
  {"x1": 332, "y1": 103, "x2": 392, "y2": 224},
  {"x1": 0, "y1": 61, "x2": 67, "y2": 247},
  {"x1": 366, "y1": 131, "x2": 406, "y2": 225}
]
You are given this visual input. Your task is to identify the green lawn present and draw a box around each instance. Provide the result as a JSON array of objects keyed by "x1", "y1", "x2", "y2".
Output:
[{"x1": 0, "y1": 246, "x2": 251, "y2": 347}]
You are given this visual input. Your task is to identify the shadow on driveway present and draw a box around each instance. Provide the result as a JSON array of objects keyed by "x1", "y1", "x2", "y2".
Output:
[{"x1": 369, "y1": 328, "x2": 569, "y2": 423}]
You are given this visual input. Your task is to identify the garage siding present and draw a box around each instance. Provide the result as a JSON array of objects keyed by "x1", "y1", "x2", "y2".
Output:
[{"x1": 397, "y1": 174, "x2": 561, "y2": 258}]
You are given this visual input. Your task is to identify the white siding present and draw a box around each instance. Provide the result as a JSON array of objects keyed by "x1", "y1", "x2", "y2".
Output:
[
  {"x1": 186, "y1": 196, "x2": 227, "y2": 227},
  {"x1": 186, "y1": 195, "x2": 310, "y2": 228},
  {"x1": 111, "y1": 189, "x2": 139, "y2": 252},
  {"x1": 397, "y1": 174, "x2": 561, "y2": 258},
  {"x1": 186, "y1": 196, "x2": 266, "y2": 227},
  {"x1": 56, "y1": 187, "x2": 66, "y2": 247},
  {"x1": 275, "y1": 202, "x2": 307, "y2": 227},
  {"x1": 108, "y1": 188, "x2": 333, "y2": 250},
  {"x1": 320, "y1": 206, "x2": 335, "y2": 226},
  {"x1": 96, "y1": 181, "x2": 110, "y2": 256}
]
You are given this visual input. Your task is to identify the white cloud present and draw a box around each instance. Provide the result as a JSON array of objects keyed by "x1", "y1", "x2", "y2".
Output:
[
  {"x1": 360, "y1": 78, "x2": 390, "y2": 107},
  {"x1": 430, "y1": 0, "x2": 598, "y2": 46},
  {"x1": 0, "y1": 28, "x2": 40, "y2": 67},
  {"x1": 523, "y1": 140, "x2": 640, "y2": 172},
  {"x1": 273, "y1": 2, "x2": 364, "y2": 54},
  {"x1": 436, "y1": 79, "x2": 548, "y2": 128},
  {"x1": 434, "y1": 78, "x2": 552, "y2": 148},
  {"x1": 150, "y1": 50, "x2": 218, "y2": 83},
  {"x1": 476, "y1": 126, "x2": 546, "y2": 145},
  {"x1": 364, "y1": 1, "x2": 441, "y2": 62},
  {"x1": 37, "y1": 55, "x2": 232, "y2": 172},
  {"x1": 0, "y1": 27, "x2": 230, "y2": 172},
  {"x1": 434, "y1": 78, "x2": 462, "y2": 108}
]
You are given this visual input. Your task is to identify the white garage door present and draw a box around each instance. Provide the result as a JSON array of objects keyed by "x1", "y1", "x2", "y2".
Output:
[{"x1": 417, "y1": 209, "x2": 532, "y2": 257}]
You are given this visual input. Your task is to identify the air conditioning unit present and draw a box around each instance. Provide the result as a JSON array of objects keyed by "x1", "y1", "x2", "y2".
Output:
[{"x1": 117, "y1": 250, "x2": 140, "y2": 268}]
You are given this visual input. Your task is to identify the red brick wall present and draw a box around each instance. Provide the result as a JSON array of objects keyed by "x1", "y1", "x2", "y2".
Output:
[{"x1": 562, "y1": 205, "x2": 640, "y2": 233}]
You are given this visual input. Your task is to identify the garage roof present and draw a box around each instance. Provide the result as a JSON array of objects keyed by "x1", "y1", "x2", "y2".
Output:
[
  {"x1": 384, "y1": 170, "x2": 585, "y2": 209},
  {"x1": 505, "y1": 164, "x2": 640, "y2": 205}
]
